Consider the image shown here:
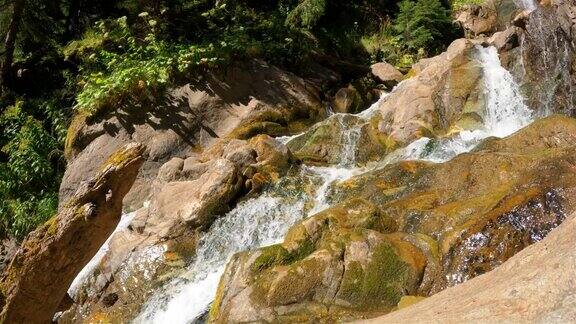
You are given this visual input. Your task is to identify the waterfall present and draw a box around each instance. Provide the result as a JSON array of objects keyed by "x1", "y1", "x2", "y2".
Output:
[
  {"x1": 128, "y1": 46, "x2": 534, "y2": 323},
  {"x1": 135, "y1": 195, "x2": 307, "y2": 323},
  {"x1": 478, "y1": 46, "x2": 533, "y2": 137},
  {"x1": 396, "y1": 46, "x2": 533, "y2": 163}
]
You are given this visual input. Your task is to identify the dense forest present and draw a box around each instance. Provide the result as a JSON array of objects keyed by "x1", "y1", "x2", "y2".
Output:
[{"x1": 0, "y1": 0, "x2": 461, "y2": 239}]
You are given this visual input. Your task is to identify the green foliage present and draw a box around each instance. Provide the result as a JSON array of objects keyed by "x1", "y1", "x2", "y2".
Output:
[
  {"x1": 72, "y1": 16, "x2": 191, "y2": 116},
  {"x1": 361, "y1": 0, "x2": 459, "y2": 68},
  {"x1": 286, "y1": 0, "x2": 327, "y2": 29},
  {"x1": 0, "y1": 101, "x2": 66, "y2": 238},
  {"x1": 393, "y1": 0, "x2": 458, "y2": 55},
  {"x1": 71, "y1": 3, "x2": 310, "y2": 117}
]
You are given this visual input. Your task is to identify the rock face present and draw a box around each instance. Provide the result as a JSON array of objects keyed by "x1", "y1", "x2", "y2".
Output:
[
  {"x1": 0, "y1": 143, "x2": 145, "y2": 324},
  {"x1": 59, "y1": 135, "x2": 294, "y2": 322},
  {"x1": 365, "y1": 211, "x2": 576, "y2": 323},
  {"x1": 516, "y1": 2, "x2": 576, "y2": 114},
  {"x1": 60, "y1": 59, "x2": 324, "y2": 211},
  {"x1": 370, "y1": 62, "x2": 404, "y2": 89},
  {"x1": 376, "y1": 39, "x2": 484, "y2": 145},
  {"x1": 210, "y1": 115, "x2": 576, "y2": 322},
  {"x1": 287, "y1": 114, "x2": 387, "y2": 167}
]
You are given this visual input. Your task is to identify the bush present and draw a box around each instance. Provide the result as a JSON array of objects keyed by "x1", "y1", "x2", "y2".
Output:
[
  {"x1": 393, "y1": 0, "x2": 460, "y2": 56},
  {"x1": 361, "y1": 0, "x2": 460, "y2": 68},
  {"x1": 71, "y1": 4, "x2": 309, "y2": 117},
  {"x1": 0, "y1": 101, "x2": 66, "y2": 238}
]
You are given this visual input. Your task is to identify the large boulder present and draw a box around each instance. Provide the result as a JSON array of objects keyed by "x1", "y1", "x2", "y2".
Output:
[
  {"x1": 210, "y1": 115, "x2": 576, "y2": 322},
  {"x1": 60, "y1": 59, "x2": 324, "y2": 211},
  {"x1": 59, "y1": 135, "x2": 294, "y2": 322},
  {"x1": 209, "y1": 199, "x2": 434, "y2": 323},
  {"x1": 0, "y1": 143, "x2": 145, "y2": 323},
  {"x1": 365, "y1": 211, "x2": 576, "y2": 323},
  {"x1": 376, "y1": 39, "x2": 485, "y2": 146}
]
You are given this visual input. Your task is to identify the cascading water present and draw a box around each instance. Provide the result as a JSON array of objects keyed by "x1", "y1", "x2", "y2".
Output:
[
  {"x1": 395, "y1": 45, "x2": 533, "y2": 163},
  {"x1": 78, "y1": 44, "x2": 536, "y2": 323},
  {"x1": 478, "y1": 46, "x2": 533, "y2": 136},
  {"x1": 68, "y1": 211, "x2": 138, "y2": 298},
  {"x1": 135, "y1": 194, "x2": 307, "y2": 323}
]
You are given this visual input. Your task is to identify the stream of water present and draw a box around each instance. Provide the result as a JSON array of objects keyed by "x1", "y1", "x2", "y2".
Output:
[{"x1": 69, "y1": 44, "x2": 538, "y2": 324}]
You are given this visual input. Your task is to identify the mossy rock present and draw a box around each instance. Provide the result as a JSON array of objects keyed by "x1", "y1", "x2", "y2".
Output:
[{"x1": 287, "y1": 114, "x2": 387, "y2": 166}]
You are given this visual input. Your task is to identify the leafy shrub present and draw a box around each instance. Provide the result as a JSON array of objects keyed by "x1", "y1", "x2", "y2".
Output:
[
  {"x1": 361, "y1": 0, "x2": 460, "y2": 68},
  {"x1": 286, "y1": 0, "x2": 327, "y2": 29},
  {"x1": 393, "y1": 0, "x2": 460, "y2": 56},
  {"x1": 0, "y1": 102, "x2": 66, "y2": 238},
  {"x1": 452, "y1": 0, "x2": 486, "y2": 10}
]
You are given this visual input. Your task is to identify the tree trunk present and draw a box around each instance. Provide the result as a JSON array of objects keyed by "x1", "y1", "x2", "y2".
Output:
[
  {"x1": 66, "y1": 0, "x2": 80, "y2": 38},
  {"x1": 0, "y1": 0, "x2": 25, "y2": 94}
]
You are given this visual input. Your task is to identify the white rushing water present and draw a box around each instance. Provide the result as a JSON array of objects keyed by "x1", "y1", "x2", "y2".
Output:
[
  {"x1": 396, "y1": 45, "x2": 533, "y2": 163},
  {"x1": 133, "y1": 45, "x2": 535, "y2": 323},
  {"x1": 68, "y1": 211, "x2": 138, "y2": 299},
  {"x1": 135, "y1": 194, "x2": 307, "y2": 323}
]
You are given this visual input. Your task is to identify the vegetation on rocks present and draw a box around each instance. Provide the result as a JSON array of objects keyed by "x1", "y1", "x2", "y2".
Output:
[{"x1": 0, "y1": 0, "x2": 461, "y2": 239}]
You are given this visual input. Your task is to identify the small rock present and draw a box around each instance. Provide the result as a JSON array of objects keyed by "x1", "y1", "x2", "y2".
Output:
[
  {"x1": 370, "y1": 62, "x2": 404, "y2": 88},
  {"x1": 101, "y1": 293, "x2": 119, "y2": 308},
  {"x1": 332, "y1": 86, "x2": 362, "y2": 114},
  {"x1": 512, "y1": 10, "x2": 531, "y2": 29}
]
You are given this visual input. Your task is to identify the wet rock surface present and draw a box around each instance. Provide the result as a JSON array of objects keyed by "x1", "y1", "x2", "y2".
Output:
[
  {"x1": 210, "y1": 115, "x2": 576, "y2": 322},
  {"x1": 365, "y1": 211, "x2": 576, "y2": 323}
]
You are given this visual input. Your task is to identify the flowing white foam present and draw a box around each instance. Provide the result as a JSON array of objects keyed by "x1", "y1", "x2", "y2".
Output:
[
  {"x1": 68, "y1": 211, "x2": 137, "y2": 299},
  {"x1": 134, "y1": 195, "x2": 306, "y2": 323},
  {"x1": 133, "y1": 46, "x2": 535, "y2": 323},
  {"x1": 305, "y1": 166, "x2": 359, "y2": 215},
  {"x1": 478, "y1": 46, "x2": 533, "y2": 137},
  {"x1": 394, "y1": 46, "x2": 533, "y2": 163}
]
